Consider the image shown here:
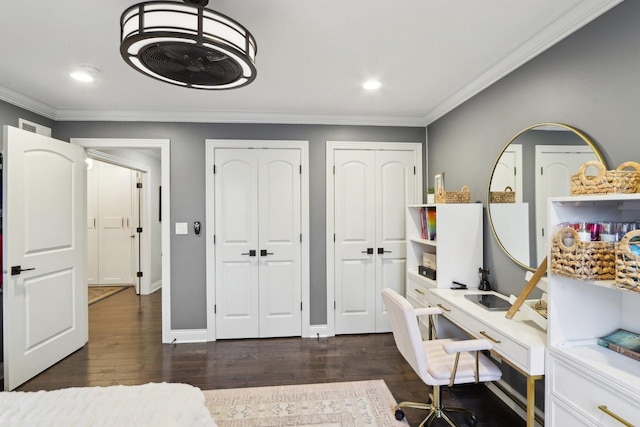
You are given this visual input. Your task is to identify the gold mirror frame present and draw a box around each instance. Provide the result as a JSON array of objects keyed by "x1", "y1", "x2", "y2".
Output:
[{"x1": 487, "y1": 122, "x2": 606, "y2": 271}]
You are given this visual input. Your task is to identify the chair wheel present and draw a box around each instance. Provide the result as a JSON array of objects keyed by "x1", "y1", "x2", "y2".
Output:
[
  {"x1": 466, "y1": 414, "x2": 477, "y2": 427},
  {"x1": 395, "y1": 409, "x2": 405, "y2": 420}
]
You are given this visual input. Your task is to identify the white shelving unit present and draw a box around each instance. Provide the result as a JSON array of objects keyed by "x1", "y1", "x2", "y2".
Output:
[
  {"x1": 405, "y1": 203, "x2": 483, "y2": 328},
  {"x1": 546, "y1": 194, "x2": 640, "y2": 427},
  {"x1": 406, "y1": 203, "x2": 483, "y2": 339}
]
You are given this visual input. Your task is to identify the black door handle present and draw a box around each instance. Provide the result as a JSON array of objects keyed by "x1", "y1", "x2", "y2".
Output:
[
  {"x1": 361, "y1": 248, "x2": 374, "y2": 255},
  {"x1": 241, "y1": 250, "x2": 256, "y2": 256},
  {"x1": 377, "y1": 248, "x2": 392, "y2": 254},
  {"x1": 260, "y1": 249, "x2": 275, "y2": 256},
  {"x1": 11, "y1": 266, "x2": 36, "y2": 276}
]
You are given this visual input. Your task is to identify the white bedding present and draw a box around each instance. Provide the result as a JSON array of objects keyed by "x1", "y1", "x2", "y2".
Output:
[{"x1": 0, "y1": 382, "x2": 217, "y2": 427}]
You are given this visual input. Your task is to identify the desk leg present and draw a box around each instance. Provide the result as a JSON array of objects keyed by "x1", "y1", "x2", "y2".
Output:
[{"x1": 526, "y1": 375, "x2": 543, "y2": 427}]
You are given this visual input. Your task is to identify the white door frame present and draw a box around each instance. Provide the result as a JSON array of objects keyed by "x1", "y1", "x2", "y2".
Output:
[
  {"x1": 325, "y1": 141, "x2": 423, "y2": 337},
  {"x1": 71, "y1": 138, "x2": 172, "y2": 343},
  {"x1": 205, "y1": 140, "x2": 310, "y2": 340}
]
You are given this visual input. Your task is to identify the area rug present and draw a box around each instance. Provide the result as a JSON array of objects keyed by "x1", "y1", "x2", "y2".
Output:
[
  {"x1": 88, "y1": 286, "x2": 128, "y2": 305},
  {"x1": 203, "y1": 379, "x2": 408, "y2": 426}
]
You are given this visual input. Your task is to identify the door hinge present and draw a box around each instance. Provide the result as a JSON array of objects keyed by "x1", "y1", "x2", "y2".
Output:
[
  {"x1": 542, "y1": 228, "x2": 545, "y2": 237},
  {"x1": 214, "y1": 304, "x2": 217, "y2": 314},
  {"x1": 333, "y1": 233, "x2": 336, "y2": 242},
  {"x1": 136, "y1": 182, "x2": 142, "y2": 189},
  {"x1": 299, "y1": 165, "x2": 302, "y2": 174},
  {"x1": 300, "y1": 302, "x2": 303, "y2": 311},
  {"x1": 137, "y1": 271, "x2": 143, "y2": 278},
  {"x1": 333, "y1": 165, "x2": 335, "y2": 174},
  {"x1": 137, "y1": 227, "x2": 143, "y2": 233},
  {"x1": 213, "y1": 235, "x2": 216, "y2": 244},
  {"x1": 540, "y1": 166, "x2": 543, "y2": 175},
  {"x1": 334, "y1": 301, "x2": 336, "y2": 310},
  {"x1": 414, "y1": 166, "x2": 416, "y2": 175},
  {"x1": 213, "y1": 165, "x2": 216, "y2": 174},
  {"x1": 513, "y1": 167, "x2": 517, "y2": 176}
]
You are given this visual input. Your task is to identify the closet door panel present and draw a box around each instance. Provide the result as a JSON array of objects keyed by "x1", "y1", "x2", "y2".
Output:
[
  {"x1": 258, "y1": 149, "x2": 301, "y2": 337},
  {"x1": 215, "y1": 149, "x2": 259, "y2": 339},
  {"x1": 375, "y1": 150, "x2": 414, "y2": 332},
  {"x1": 334, "y1": 150, "x2": 376, "y2": 334}
]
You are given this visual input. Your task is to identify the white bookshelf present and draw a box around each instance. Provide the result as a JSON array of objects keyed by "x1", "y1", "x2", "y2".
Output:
[
  {"x1": 546, "y1": 194, "x2": 640, "y2": 426},
  {"x1": 406, "y1": 203, "x2": 483, "y2": 291}
]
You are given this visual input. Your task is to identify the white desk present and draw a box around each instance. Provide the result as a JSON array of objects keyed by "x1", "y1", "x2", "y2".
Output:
[{"x1": 427, "y1": 289, "x2": 546, "y2": 427}]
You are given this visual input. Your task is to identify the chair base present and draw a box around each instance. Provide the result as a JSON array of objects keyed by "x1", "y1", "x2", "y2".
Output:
[{"x1": 393, "y1": 388, "x2": 477, "y2": 427}]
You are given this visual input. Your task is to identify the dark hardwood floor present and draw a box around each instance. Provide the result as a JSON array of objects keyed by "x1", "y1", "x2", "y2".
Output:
[{"x1": 16, "y1": 287, "x2": 524, "y2": 426}]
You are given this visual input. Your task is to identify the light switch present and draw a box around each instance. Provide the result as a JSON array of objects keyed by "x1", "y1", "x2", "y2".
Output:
[{"x1": 175, "y1": 222, "x2": 188, "y2": 235}]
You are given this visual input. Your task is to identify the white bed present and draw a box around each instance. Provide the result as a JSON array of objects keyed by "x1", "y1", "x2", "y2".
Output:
[{"x1": 0, "y1": 382, "x2": 217, "y2": 426}]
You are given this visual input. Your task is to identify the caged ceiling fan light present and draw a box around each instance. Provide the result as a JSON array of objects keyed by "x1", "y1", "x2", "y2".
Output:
[{"x1": 120, "y1": 0, "x2": 257, "y2": 90}]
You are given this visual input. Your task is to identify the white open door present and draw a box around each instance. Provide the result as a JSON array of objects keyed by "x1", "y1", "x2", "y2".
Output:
[{"x1": 3, "y1": 126, "x2": 87, "y2": 390}]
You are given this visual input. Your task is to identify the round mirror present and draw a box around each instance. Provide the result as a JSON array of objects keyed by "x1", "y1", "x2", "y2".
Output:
[{"x1": 488, "y1": 123, "x2": 606, "y2": 271}]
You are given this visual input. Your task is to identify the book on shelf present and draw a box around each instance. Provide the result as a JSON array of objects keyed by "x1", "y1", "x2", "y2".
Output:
[
  {"x1": 597, "y1": 328, "x2": 640, "y2": 362},
  {"x1": 426, "y1": 207, "x2": 436, "y2": 240},
  {"x1": 420, "y1": 207, "x2": 426, "y2": 239}
]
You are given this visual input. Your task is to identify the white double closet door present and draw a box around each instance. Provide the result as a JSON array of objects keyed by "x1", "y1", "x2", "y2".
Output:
[
  {"x1": 334, "y1": 149, "x2": 417, "y2": 334},
  {"x1": 214, "y1": 148, "x2": 302, "y2": 339},
  {"x1": 87, "y1": 160, "x2": 137, "y2": 285}
]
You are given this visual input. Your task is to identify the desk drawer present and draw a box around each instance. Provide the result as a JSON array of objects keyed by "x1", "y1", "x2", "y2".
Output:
[
  {"x1": 549, "y1": 398, "x2": 597, "y2": 427},
  {"x1": 427, "y1": 293, "x2": 529, "y2": 371},
  {"x1": 549, "y1": 355, "x2": 640, "y2": 426},
  {"x1": 406, "y1": 274, "x2": 431, "y2": 339},
  {"x1": 406, "y1": 279, "x2": 429, "y2": 305}
]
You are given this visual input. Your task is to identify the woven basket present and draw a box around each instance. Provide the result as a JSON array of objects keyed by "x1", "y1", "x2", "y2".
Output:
[
  {"x1": 570, "y1": 160, "x2": 640, "y2": 195},
  {"x1": 435, "y1": 185, "x2": 470, "y2": 204},
  {"x1": 550, "y1": 227, "x2": 616, "y2": 281},
  {"x1": 490, "y1": 186, "x2": 515, "y2": 203},
  {"x1": 615, "y1": 229, "x2": 640, "y2": 292}
]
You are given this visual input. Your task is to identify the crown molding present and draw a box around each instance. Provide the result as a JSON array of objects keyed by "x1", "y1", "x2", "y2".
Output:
[
  {"x1": 53, "y1": 109, "x2": 427, "y2": 127},
  {"x1": 0, "y1": 86, "x2": 56, "y2": 119}
]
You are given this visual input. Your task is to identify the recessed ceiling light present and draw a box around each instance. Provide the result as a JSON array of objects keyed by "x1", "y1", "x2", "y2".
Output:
[
  {"x1": 363, "y1": 80, "x2": 381, "y2": 90},
  {"x1": 71, "y1": 65, "x2": 100, "y2": 82}
]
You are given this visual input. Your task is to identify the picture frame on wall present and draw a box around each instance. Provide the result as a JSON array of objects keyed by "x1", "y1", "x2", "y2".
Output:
[{"x1": 434, "y1": 172, "x2": 445, "y2": 192}]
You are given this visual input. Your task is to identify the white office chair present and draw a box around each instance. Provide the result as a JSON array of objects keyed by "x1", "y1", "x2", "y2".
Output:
[{"x1": 381, "y1": 288, "x2": 502, "y2": 427}]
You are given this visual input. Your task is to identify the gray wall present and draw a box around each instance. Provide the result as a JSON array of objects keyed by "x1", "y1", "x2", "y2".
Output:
[
  {"x1": 427, "y1": 0, "x2": 640, "y2": 298},
  {"x1": 52, "y1": 122, "x2": 424, "y2": 328}
]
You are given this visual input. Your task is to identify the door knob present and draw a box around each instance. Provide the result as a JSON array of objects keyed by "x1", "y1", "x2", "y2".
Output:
[
  {"x1": 377, "y1": 248, "x2": 392, "y2": 254},
  {"x1": 11, "y1": 266, "x2": 36, "y2": 276},
  {"x1": 241, "y1": 250, "x2": 256, "y2": 256},
  {"x1": 260, "y1": 249, "x2": 274, "y2": 256},
  {"x1": 361, "y1": 248, "x2": 374, "y2": 255}
]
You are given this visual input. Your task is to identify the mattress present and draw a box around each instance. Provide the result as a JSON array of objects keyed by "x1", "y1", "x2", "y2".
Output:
[{"x1": 0, "y1": 382, "x2": 217, "y2": 427}]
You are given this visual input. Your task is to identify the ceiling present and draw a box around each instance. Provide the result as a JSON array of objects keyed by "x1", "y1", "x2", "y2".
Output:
[{"x1": 0, "y1": 0, "x2": 622, "y2": 126}]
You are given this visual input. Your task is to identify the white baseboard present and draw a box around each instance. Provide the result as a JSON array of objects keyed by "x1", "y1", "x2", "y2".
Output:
[
  {"x1": 169, "y1": 329, "x2": 208, "y2": 343},
  {"x1": 146, "y1": 279, "x2": 162, "y2": 295},
  {"x1": 307, "y1": 324, "x2": 330, "y2": 338}
]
